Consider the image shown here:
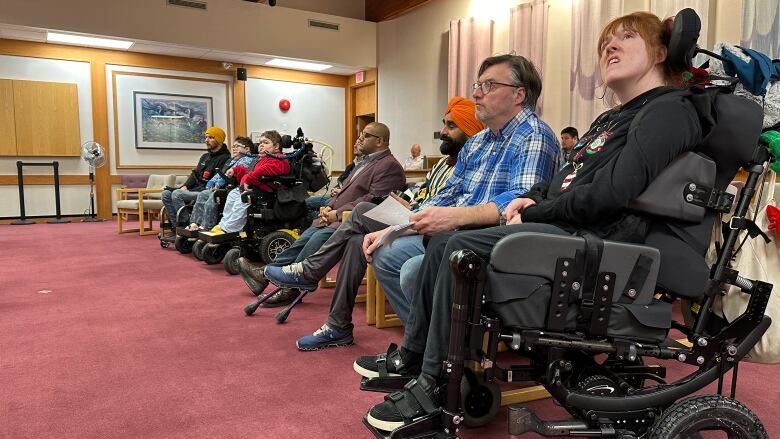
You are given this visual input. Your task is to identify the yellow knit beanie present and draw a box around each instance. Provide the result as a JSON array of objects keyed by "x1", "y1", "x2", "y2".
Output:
[{"x1": 205, "y1": 126, "x2": 226, "y2": 145}]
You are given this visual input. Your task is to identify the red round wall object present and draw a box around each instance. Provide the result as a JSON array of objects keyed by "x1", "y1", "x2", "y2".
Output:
[{"x1": 279, "y1": 99, "x2": 291, "y2": 112}]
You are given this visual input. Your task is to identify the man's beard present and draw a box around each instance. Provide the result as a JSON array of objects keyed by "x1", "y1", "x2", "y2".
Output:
[{"x1": 439, "y1": 135, "x2": 465, "y2": 156}]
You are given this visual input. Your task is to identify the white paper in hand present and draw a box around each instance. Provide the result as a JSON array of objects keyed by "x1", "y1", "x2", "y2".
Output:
[
  {"x1": 378, "y1": 222, "x2": 417, "y2": 248},
  {"x1": 363, "y1": 196, "x2": 412, "y2": 226}
]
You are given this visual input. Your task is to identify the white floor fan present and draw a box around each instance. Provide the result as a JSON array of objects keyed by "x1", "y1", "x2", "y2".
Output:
[{"x1": 80, "y1": 141, "x2": 106, "y2": 222}]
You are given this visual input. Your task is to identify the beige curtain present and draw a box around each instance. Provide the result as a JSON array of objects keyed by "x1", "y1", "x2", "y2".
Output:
[
  {"x1": 509, "y1": 0, "x2": 550, "y2": 113},
  {"x1": 650, "y1": 0, "x2": 709, "y2": 64},
  {"x1": 448, "y1": 18, "x2": 493, "y2": 99},
  {"x1": 569, "y1": 0, "x2": 624, "y2": 132},
  {"x1": 741, "y1": 0, "x2": 780, "y2": 58}
]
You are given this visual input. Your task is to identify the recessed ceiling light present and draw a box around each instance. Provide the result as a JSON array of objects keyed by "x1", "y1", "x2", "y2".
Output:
[
  {"x1": 47, "y1": 32, "x2": 134, "y2": 50},
  {"x1": 266, "y1": 58, "x2": 332, "y2": 71}
]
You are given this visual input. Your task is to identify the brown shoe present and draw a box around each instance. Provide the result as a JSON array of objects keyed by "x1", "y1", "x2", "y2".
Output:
[
  {"x1": 261, "y1": 288, "x2": 301, "y2": 308},
  {"x1": 238, "y1": 257, "x2": 268, "y2": 296}
]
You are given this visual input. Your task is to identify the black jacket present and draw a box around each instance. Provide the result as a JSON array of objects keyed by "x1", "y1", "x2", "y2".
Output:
[
  {"x1": 521, "y1": 87, "x2": 702, "y2": 243},
  {"x1": 184, "y1": 144, "x2": 230, "y2": 191}
]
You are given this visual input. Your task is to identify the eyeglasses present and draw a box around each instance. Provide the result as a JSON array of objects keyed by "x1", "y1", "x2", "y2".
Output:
[
  {"x1": 472, "y1": 80, "x2": 522, "y2": 95},
  {"x1": 362, "y1": 132, "x2": 380, "y2": 140},
  {"x1": 231, "y1": 144, "x2": 245, "y2": 149}
]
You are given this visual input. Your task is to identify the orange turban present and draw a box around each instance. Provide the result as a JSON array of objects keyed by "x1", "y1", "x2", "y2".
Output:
[{"x1": 445, "y1": 97, "x2": 485, "y2": 137}]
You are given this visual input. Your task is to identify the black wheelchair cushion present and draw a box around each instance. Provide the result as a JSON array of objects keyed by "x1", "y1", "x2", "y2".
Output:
[{"x1": 490, "y1": 232, "x2": 660, "y2": 306}]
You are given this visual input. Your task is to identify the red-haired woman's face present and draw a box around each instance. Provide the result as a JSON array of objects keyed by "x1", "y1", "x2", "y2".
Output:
[{"x1": 599, "y1": 25, "x2": 654, "y2": 90}]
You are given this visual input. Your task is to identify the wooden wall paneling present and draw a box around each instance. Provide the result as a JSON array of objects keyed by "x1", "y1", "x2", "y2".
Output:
[
  {"x1": 12, "y1": 80, "x2": 81, "y2": 156},
  {"x1": 354, "y1": 84, "x2": 377, "y2": 116},
  {"x1": 91, "y1": 56, "x2": 113, "y2": 219},
  {"x1": 0, "y1": 79, "x2": 16, "y2": 155},
  {"x1": 233, "y1": 77, "x2": 247, "y2": 136}
]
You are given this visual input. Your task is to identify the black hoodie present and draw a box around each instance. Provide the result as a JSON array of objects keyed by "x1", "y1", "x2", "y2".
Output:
[{"x1": 183, "y1": 144, "x2": 231, "y2": 191}]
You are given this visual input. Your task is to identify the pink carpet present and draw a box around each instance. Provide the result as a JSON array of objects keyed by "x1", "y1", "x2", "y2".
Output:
[{"x1": 1, "y1": 222, "x2": 778, "y2": 438}]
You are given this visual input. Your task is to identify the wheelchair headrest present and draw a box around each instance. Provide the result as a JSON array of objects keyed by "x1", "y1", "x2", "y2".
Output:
[
  {"x1": 667, "y1": 8, "x2": 701, "y2": 73},
  {"x1": 281, "y1": 135, "x2": 294, "y2": 149}
]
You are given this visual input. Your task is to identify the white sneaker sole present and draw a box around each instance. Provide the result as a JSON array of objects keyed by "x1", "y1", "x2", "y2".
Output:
[
  {"x1": 296, "y1": 339, "x2": 353, "y2": 351},
  {"x1": 366, "y1": 412, "x2": 405, "y2": 432},
  {"x1": 353, "y1": 361, "x2": 401, "y2": 378}
]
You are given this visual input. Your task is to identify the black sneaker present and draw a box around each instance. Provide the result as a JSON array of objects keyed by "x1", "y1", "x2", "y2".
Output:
[
  {"x1": 261, "y1": 288, "x2": 301, "y2": 308},
  {"x1": 238, "y1": 258, "x2": 268, "y2": 296},
  {"x1": 354, "y1": 343, "x2": 422, "y2": 378},
  {"x1": 366, "y1": 373, "x2": 440, "y2": 432}
]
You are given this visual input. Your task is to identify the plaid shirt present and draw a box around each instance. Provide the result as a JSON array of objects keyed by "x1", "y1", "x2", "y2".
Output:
[{"x1": 420, "y1": 107, "x2": 560, "y2": 211}]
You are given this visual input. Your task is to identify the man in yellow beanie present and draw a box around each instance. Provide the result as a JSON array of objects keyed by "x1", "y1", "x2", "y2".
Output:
[{"x1": 161, "y1": 126, "x2": 230, "y2": 230}]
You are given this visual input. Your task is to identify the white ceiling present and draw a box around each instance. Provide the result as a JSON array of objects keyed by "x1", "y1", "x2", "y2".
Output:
[{"x1": 0, "y1": 22, "x2": 363, "y2": 76}]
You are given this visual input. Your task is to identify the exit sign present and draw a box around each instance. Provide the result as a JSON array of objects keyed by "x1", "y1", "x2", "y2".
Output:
[{"x1": 356, "y1": 71, "x2": 365, "y2": 84}]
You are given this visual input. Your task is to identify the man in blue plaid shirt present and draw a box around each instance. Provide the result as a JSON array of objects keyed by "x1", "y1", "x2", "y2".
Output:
[{"x1": 354, "y1": 54, "x2": 561, "y2": 431}]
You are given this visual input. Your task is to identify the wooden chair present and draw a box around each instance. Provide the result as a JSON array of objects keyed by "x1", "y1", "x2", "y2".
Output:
[
  {"x1": 116, "y1": 174, "x2": 174, "y2": 235},
  {"x1": 366, "y1": 265, "x2": 402, "y2": 328}
]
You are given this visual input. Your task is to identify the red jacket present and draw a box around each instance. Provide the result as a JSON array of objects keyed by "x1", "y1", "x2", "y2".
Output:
[{"x1": 231, "y1": 154, "x2": 290, "y2": 192}]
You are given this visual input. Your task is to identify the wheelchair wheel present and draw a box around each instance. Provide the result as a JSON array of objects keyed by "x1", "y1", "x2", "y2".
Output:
[
  {"x1": 202, "y1": 243, "x2": 227, "y2": 265},
  {"x1": 174, "y1": 236, "x2": 194, "y2": 254},
  {"x1": 648, "y1": 395, "x2": 767, "y2": 438},
  {"x1": 260, "y1": 230, "x2": 295, "y2": 264},
  {"x1": 460, "y1": 368, "x2": 501, "y2": 428},
  {"x1": 223, "y1": 248, "x2": 241, "y2": 275},
  {"x1": 192, "y1": 240, "x2": 206, "y2": 261}
]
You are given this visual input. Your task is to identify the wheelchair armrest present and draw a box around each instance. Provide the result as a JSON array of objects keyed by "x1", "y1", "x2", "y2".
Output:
[
  {"x1": 490, "y1": 232, "x2": 660, "y2": 305},
  {"x1": 260, "y1": 175, "x2": 300, "y2": 186}
]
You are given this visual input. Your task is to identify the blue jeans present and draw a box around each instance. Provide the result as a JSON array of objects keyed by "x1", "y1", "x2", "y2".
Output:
[
  {"x1": 161, "y1": 188, "x2": 199, "y2": 226},
  {"x1": 306, "y1": 195, "x2": 331, "y2": 212},
  {"x1": 271, "y1": 225, "x2": 335, "y2": 265},
  {"x1": 370, "y1": 235, "x2": 425, "y2": 324},
  {"x1": 189, "y1": 189, "x2": 221, "y2": 229}
]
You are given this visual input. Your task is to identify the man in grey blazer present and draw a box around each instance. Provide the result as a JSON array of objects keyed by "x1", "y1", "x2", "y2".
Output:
[{"x1": 248, "y1": 122, "x2": 405, "y2": 305}]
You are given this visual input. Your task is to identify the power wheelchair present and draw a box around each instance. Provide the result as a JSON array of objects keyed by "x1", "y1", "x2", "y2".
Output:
[
  {"x1": 362, "y1": 9, "x2": 777, "y2": 439},
  {"x1": 194, "y1": 129, "x2": 319, "y2": 275}
]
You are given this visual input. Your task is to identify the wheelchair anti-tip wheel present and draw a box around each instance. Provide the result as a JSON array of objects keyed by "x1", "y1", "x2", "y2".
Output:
[
  {"x1": 260, "y1": 231, "x2": 295, "y2": 264},
  {"x1": 192, "y1": 240, "x2": 206, "y2": 261},
  {"x1": 223, "y1": 247, "x2": 241, "y2": 275},
  {"x1": 648, "y1": 395, "x2": 767, "y2": 438},
  {"x1": 174, "y1": 235, "x2": 194, "y2": 254},
  {"x1": 159, "y1": 240, "x2": 169, "y2": 249},
  {"x1": 202, "y1": 243, "x2": 228, "y2": 265},
  {"x1": 460, "y1": 368, "x2": 501, "y2": 427}
]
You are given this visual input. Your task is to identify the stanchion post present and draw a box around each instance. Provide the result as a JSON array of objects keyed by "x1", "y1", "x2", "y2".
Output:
[
  {"x1": 47, "y1": 160, "x2": 70, "y2": 224},
  {"x1": 11, "y1": 161, "x2": 34, "y2": 225}
]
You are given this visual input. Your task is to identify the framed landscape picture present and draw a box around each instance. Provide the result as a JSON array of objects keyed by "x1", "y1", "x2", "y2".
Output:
[{"x1": 134, "y1": 92, "x2": 213, "y2": 150}]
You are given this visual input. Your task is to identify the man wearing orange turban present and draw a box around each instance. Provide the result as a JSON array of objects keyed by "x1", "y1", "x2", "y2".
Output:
[{"x1": 445, "y1": 96, "x2": 485, "y2": 137}]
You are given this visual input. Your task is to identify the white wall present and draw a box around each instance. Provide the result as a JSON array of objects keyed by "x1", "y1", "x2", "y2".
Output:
[
  {"x1": 106, "y1": 65, "x2": 233, "y2": 172},
  {"x1": 0, "y1": 0, "x2": 376, "y2": 70},
  {"x1": 245, "y1": 78, "x2": 346, "y2": 170},
  {"x1": 0, "y1": 55, "x2": 93, "y2": 217},
  {"x1": 377, "y1": 0, "x2": 574, "y2": 159}
]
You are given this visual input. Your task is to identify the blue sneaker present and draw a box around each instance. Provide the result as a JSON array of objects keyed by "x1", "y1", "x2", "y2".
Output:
[
  {"x1": 264, "y1": 263, "x2": 318, "y2": 290},
  {"x1": 296, "y1": 324, "x2": 354, "y2": 351}
]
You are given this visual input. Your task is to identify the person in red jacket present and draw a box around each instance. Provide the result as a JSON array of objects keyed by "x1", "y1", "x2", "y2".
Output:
[{"x1": 207, "y1": 130, "x2": 290, "y2": 235}]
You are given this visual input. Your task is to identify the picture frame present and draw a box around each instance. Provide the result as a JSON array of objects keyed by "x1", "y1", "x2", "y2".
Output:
[{"x1": 133, "y1": 92, "x2": 213, "y2": 150}]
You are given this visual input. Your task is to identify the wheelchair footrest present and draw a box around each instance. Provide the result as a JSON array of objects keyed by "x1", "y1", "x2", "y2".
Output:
[
  {"x1": 360, "y1": 375, "x2": 417, "y2": 393},
  {"x1": 507, "y1": 406, "x2": 592, "y2": 436},
  {"x1": 198, "y1": 231, "x2": 240, "y2": 244},
  {"x1": 362, "y1": 412, "x2": 453, "y2": 439},
  {"x1": 176, "y1": 227, "x2": 199, "y2": 238}
]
